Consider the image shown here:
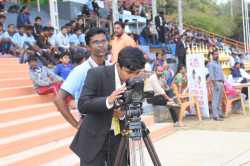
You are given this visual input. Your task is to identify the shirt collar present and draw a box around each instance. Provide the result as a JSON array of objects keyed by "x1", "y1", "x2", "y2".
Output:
[
  {"x1": 88, "y1": 56, "x2": 110, "y2": 67},
  {"x1": 115, "y1": 33, "x2": 127, "y2": 41},
  {"x1": 114, "y1": 63, "x2": 126, "y2": 86}
]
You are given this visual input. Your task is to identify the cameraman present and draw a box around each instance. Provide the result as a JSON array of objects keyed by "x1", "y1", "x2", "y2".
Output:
[
  {"x1": 145, "y1": 66, "x2": 185, "y2": 127},
  {"x1": 71, "y1": 47, "x2": 146, "y2": 166}
]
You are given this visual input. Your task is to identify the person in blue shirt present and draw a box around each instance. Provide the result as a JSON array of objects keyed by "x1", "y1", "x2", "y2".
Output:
[
  {"x1": 232, "y1": 62, "x2": 242, "y2": 78},
  {"x1": 65, "y1": 23, "x2": 71, "y2": 39},
  {"x1": 54, "y1": 52, "x2": 71, "y2": 80},
  {"x1": 49, "y1": 26, "x2": 61, "y2": 60},
  {"x1": 17, "y1": 6, "x2": 32, "y2": 27},
  {"x1": 0, "y1": 22, "x2": 11, "y2": 56},
  {"x1": 86, "y1": 0, "x2": 93, "y2": 10},
  {"x1": 237, "y1": 54, "x2": 244, "y2": 64},
  {"x1": 69, "y1": 27, "x2": 86, "y2": 64},
  {"x1": 14, "y1": 24, "x2": 26, "y2": 62},
  {"x1": 79, "y1": 27, "x2": 89, "y2": 47},
  {"x1": 33, "y1": 16, "x2": 43, "y2": 40},
  {"x1": 4, "y1": 24, "x2": 24, "y2": 60},
  {"x1": 54, "y1": 27, "x2": 111, "y2": 127},
  {"x1": 0, "y1": 15, "x2": 6, "y2": 31}
]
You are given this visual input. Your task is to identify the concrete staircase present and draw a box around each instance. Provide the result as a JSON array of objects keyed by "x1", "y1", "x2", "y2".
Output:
[{"x1": 0, "y1": 58, "x2": 173, "y2": 166}]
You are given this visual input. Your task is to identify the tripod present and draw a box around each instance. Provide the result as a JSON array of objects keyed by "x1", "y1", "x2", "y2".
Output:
[{"x1": 114, "y1": 116, "x2": 162, "y2": 166}]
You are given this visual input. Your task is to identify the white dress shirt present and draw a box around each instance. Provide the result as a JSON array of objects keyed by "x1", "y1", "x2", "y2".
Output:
[
  {"x1": 106, "y1": 64, "x2": 126, "y2": 129},
  {"x1": 125, "y1": 25, "x2": 131, "y2": 33},
  {"x1": 229, "y1": 56, "x2": 236, "y2": 67},
  {"x1": 159, "y1": 16, "x2": 163, "y2": 27},
  {"x1": 240, "y1": 68, "x2": 250, "y2": 79}
]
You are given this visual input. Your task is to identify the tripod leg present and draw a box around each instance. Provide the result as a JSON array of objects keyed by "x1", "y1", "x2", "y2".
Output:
[
  {"x1": 114, "y1": 134, "x2": 129, "y2": 166},
  {"x1": 139, "y1": 137, "x2": 145, "y2": 166},
  {"x1": 132, "y1": 140, "x2": 137, "y2": 166},
  {"x1": 143, "y1": 137, "x2": 159, "y2": 166}
]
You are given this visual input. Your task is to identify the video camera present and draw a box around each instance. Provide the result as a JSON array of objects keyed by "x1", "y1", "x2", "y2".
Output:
[{"x1": 117, "y1": 78, "x2": 154, "y2": 118}]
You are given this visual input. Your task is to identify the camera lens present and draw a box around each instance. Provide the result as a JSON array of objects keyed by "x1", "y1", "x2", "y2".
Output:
[{"x1": 131, "y1": 91, "x2": 142, "y2": 101}]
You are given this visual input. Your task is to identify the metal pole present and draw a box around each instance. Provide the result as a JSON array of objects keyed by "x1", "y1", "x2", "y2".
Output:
[
  {"x1": 152, "y1": 0, "x2": 157, "y2": 33},
  {"x1": 242, "y1": 0, "x2": 246, "y2": 53},
  {"x1": 112, "y1": 0, "x2": 118, "y2": 24},
  {"x1": 37, "y1": 0, "x2": 40, "y2": 12},
  {"x1": 178, "y1": 0, "x2": 183, "y2": 35},
  {"x1": 245, "y1": 0, "x2": 249, "y2": 54},
  {"x1": 231, "y1": 0, "x2": 233, "y2": 18}
]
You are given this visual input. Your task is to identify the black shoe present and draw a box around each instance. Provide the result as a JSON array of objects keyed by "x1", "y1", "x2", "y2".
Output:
[
  {"x1": 213, "y1": 117, "x2": 224, "y2": 121},
  {"x1": 219, "y1": 115, "x2": 230, "y2": 118}
]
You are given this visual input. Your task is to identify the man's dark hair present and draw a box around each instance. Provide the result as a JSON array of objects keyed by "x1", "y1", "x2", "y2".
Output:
[
  {"x1": 125, "y1": 19, "x2": 129, "y2": 23},
  {"x1": 49, "y1": 26, "x2": 54, "y2": 31},
  {"x1": 77, "y1": 18, "x2": 83, "y2": 21},
  {"x1": 155, "y1": 52, "x2": 162, "y2": 58},
  {"x1": 198, "y1": 76, "x2": 201, "y2": 81},
  {"x1": 26, "y1": 25, "x2": 33, "y2": 31},
  {"x1": 118, "y1": 47, "x2": 146, "y2": 71},
  {"x1": 35, "y1": 16, "x2": 41, "y2": 21},
  {"x1": 61, "y1": 26, "x2": 66, "y2": 30},
  {"x1": 83, "y1": 27, "x2": 90, "y2": 33},
  {"x1": 180, "y1": 35, "x2": 184, "y2": 39},
  {"x1": 43, "y1": 26, "x2": 49, "y2": 32},
  {"x1": 60, "y1": 51, "x2": 70, "y2": 59},
  {"x1": 0, "y1": 15, "x2": 6, "y2": 19},
  {"x1": 108, "y1": 45, "x2": 112, "y2": 51},
  {"x1": 159, "y1": 11, "x2": 164, "y2": 15},
  {"x1": 74, "y1": 53, "x2": 84, "y2": 64},
  {"x1": 74, "y1": 27, "x2": 81, "y2": 33},
  {"x1": 235, "y1": 62, "x2": 240, "y2": 66},
  {"x1": 8, "y1": 24, "x2": 15, "y2": 28},
  {"x1": 85, "y1": 27, "x2": 108, "y2": 46},
  {"x1": 114, "y1": 21, "x2": 125, "y2": 29},
  {"x1": 17, "y1": 24, "x2": 25, "y2": 29},
  {"x1": 205, "y1": 61, "x2": 209, "y2": 67},
  {"x1": 212, "y1": 49, "x2": 218, "y2": 56},
  {"x1": 70, "y1": 20, "x2": 76, "y2": 25},
  {"x1": 239, "y1": 54, "x2": 243, "y2": 58},
  {"x1": 65, "y1": 23, "x2": 71, "y2": 27},
  {"x1": 240, "y1": 63, "x2": 244, "y2": 67}
]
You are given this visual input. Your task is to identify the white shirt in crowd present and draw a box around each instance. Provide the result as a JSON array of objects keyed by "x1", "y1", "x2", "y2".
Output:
[
  {"x1": 106, "y1": 64, "x2": 126, "y2": 129},
  {"x1": 125, "y1": 25, "x2": 131, "y2": 33},
  {"x1": 240, "y1": 68, "x2": 250, "y2": 79},
  {"x1": 144, "y1": 63, "x2": 151, "y2": 71},
  {"x1": 229, "y1": 56, "x2": 237, "y2": 67},
  {"x1": 145, "y1": 73, "x2": 169, "y2": 96},
  {"x1": 159, "y1": 16, "x2": 163, "y2": 26}
]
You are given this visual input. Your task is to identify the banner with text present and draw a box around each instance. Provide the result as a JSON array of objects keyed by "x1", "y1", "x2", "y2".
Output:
[{"x1": 186, "y1": 54, "x2": 209, "y2": 117}]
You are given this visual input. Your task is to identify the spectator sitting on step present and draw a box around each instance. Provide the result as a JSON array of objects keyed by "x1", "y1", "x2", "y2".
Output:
[
  {"x1": 71, "y1": 52, "x2": 85, "y2": 69},
  {"x1": 69, "y1": 20, "x2": 76, "y2": 35},
  {"x1": 54, "y1": 52, "x2": 71, "y2": 80},
  {"x1": 146, "y1": 65, "x2": 184, "y2": 127},
  {"x1": 13, "y1": 24, "x2": 25, "y2": 62},
  {"x1": 0, "y1": 22, "x2": 11, "y2": 56},
  {"x1": 140, "y1": 22, "x2": 157, "y2": 45},
  {"x1": 36, "y1": 26, "x2": 58, "y2": 68},
  {"x1": 69, "y1": 27, "x2": 86, "y2": 64},
  {"x1": 17, "y1": 6, "x2": 32, "y2": 27},
  {"x1": 27, "y1": 55, "x2": 75, "y2": 109},
  {"x1": 0, "y1": 15, "x2": 6, "y2": 31},
  {"x1": 55, "y1": 26, "x2": 70, "y2": 54},
  {"x1": 33, "y1": 16, "x2": 43, "y2": 40},
  {"x1": 3, "y1": 24, "x2": 24, "y2": 59},
  {"x1": 79, "y1": 27, "x2": 90, "y2": 47},
  {"x1": 75, "y1": 18, "x2": 84, "y2": 34},
  {"x1": 152, "y1": 52, "x2": 163, "y2": 71},
  {"x1": 49, "y1": 26, "x2": 61, "y2": 60},
  {"x1": 65, "y1": 23, "x2": 71, "y2": 39}
]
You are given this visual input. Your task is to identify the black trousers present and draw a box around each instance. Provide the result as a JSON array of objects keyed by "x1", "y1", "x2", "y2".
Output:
[
  {"x1": 133, "y1": 34, "x2": 139, "y2": 42},
  {"x1": 27, "y1": 47, "x2": 57, "y2": 66},
  {"x1": 157, "y1": 26, "x2": 165, "y2": 43},
  {"x1": 147, "y1": 90, "x2": 179, "y2": 123},
  {"x1": 80, "y1": 132, "x2": 127, "y2": 166},
  {"x1": 178, "y1": 55, "x2": 186, "y2": 66},
  {"x1": 142, "y1": 34, "x2": 157, "y2": 44}
]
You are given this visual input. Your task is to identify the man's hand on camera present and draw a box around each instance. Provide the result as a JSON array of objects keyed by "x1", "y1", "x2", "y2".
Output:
[
  {"x1": 108, "y1": 87, "x2": 126, "y2": 105},
  {"x1": 113, "y1": 108, "x2": 125, "y2": 118},
  {"x1": 75, "y1": 117, "x2": 83, "y2": 129}
]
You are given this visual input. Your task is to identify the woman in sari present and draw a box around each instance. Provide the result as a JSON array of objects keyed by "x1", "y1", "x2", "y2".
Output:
[
  {"x1": 170, "y1": 64, "x2": 188, "y2": 94},
  {"x1": 152, "y1": 52, "x2": 163, "y2": 71},
  {"x1": 162, "y1": 54, "x2": 168, "y2": 69}
]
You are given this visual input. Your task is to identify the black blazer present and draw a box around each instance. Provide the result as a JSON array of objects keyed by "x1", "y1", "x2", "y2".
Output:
[
  {"x1": 155, "y1": 15, "x2": 165, "y2": 29},
  {"x1": 175, "y1": 39, "x2": 186, "y2": 57},
  {"x1": 70, "y1": 64, "x2": 125, "y2": 162},
  {"x1": 92, "y1": 1, "x2": 100, "y2": 10},
  {"x1": 140, "y1": 27, "x2": 151, "y2": 36}
]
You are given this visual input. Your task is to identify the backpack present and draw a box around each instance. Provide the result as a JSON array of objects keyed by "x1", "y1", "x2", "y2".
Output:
[
  {"x1": 166, "y1": 58, "x2": 176, "y2": 63},
  {"x1": 163, "y1": 45, "x2": 172, "y2": 54},
  {"x1": 7, "y1": 5, "x2": 19, "y2": 14}
]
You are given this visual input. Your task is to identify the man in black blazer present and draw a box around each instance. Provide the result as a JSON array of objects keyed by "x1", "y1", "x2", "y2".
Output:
[
  {"x1": 71, "y1": 47, "x2": 146, "y2": 166},
  {"x1": 176, "y1": 35, "x2": 187, "y2": 66},
  {"x1": 155, "y1": 11, "x2": 166, "y2": 43},
  {"x1": 92, "y1": 0, "x2": 100, "y2": 17},
  {"x1": 140, "y1": 23, "x2": 157, "y2": 45}
]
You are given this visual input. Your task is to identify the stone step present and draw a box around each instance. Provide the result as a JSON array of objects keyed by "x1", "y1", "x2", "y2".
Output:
[
  {"x1": 0, "y1": 100, "x2": 75, "y2": 122},
  {"x1": 0, "y1": 110, "x2": 79, "y2": 139},
  {"x1": 0, "y1": 85, "x2": 36, "y2": 99},
  {"x1": 32, "y1": 123, "x2": 173, "y2": 166},
  {"x1": 0, "y1": 94, "x2": 54, "y2": 111},
  {"x1": 0, "y1": 64, "x2": 28, "y2": 72},
  {"x1": 0, "y1": 58, "x2": 19, "y2": 64},
  {"x1": 0, "y1": 78, "x2": 33, "y2": 88},
  {"x1": 0, "y1": 71, "x2": 29, "y2": 79}
]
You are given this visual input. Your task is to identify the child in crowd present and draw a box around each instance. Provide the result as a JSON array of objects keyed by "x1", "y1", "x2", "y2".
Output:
[
  {"x1": 71, "y1": 52, "x2": 85, "y2": 69},
  {"x1": 69, "y1": 20, "x2": 76, "y2": 35},
  {"x1": 69, "y1": 27, "x2": 86, "y2": 64},
  {"x1": 14, "y1": 24, "x2": 26, "y2": 62},
  {"x1": 3, "y1": 24, "x2": 24, "y2": 60},
  {"x1": 0, "y1": 22, "x2": 11, "y2": 56},
  {"x1": 0, "y1": 15, "x2": 6, "y2": 31},
  {"x1": 25, "y1": 25, "x2": 56, "y2": 68},
  {"x1": 65, "y1": 23, "x2": 71, "y2": 39},
  {"x1": 54, "y1": 52, "x2": 71, "y2": 80},
  {"x1": 27, "y1": 55, "x2": 75, "y2": 109},
  {"x1": 79, "y1": 27, "x2": 90, "y2": 47},
  {"x1": 49, "y1": 26, "x2": 61, "y2": 59},
  {"x1": 107, "y1": 45, "x2": 112, "y2": 62},
  {"x1": 33, "y1": 16, "x2": 43, "y2": 40}
]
